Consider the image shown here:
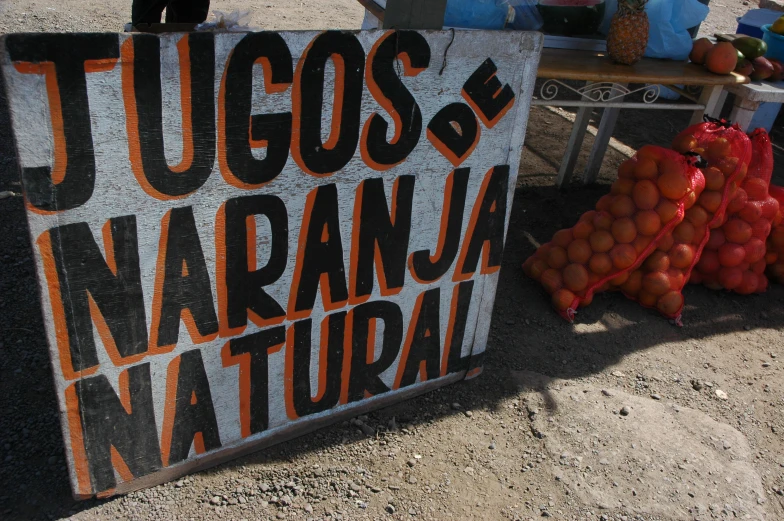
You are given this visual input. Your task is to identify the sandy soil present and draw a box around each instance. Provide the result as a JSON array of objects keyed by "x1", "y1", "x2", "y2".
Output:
[{"x1": 1, "y1": 1, "x2": 783, "y2": 521}]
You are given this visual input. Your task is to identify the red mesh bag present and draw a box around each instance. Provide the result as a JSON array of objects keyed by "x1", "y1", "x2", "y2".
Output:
[
  {"x1": 766, "y1": 185, "x2": 784, "y2": 283},
  {"x1": 691, "y1": 129, "x2": 778, "y2": 294},
  {"x1": 523, "y1": 146, "x2": 703, "y2": 321},
  {"x1": 622, "y1": 121, "x2": 751, "y2": 321}
]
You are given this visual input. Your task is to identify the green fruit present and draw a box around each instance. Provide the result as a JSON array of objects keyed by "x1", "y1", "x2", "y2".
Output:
[
  {"x1": 732, "y1": 37, "x2": 767, "y2": 60},
  {"x1": 737, "y1": 49, "x2": 745, "y2": 61}
]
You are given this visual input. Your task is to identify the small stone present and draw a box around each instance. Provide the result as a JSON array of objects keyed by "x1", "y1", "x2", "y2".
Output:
[
  {"x1": 228, "y1": 498, "x2": 238, "y2": 505},
  {"x1": 304, "y1": 504, "x2": 314, "y2": 513},
  {"x1": 762, "y1": 362, "x2": 771, "y2": 368},
  {"x1": 407, "y1": 459, "x2": 416, "y2": 467},
  {"x1": 175, "y1": 480, "x2": 185, "y2": 488},
  {"x1": 599, "y1": 458, "x2": 610, "y2": 465},
  {"x1": 723, "y1": 440, "x2": 732, "y2": 450},
  {"x1": 464, "y1": 410, "x2": 473, "y2": 418},
  {"x1": 408, "y1": 476, "x2": 417, "y2": 484},
  {"x1": 386, "y1": 504, "x2": 396, "y2": 514},
  {"x1": 349, "y1": 482, "x2": 361, "y2": 492},
  {"x1": 488, "y1": 441, "x2": 496, "y2": 450},
  {"x1": 692, "y1": 380, "x2": 704, "y2": 391},
  {"x1": 260, "y1": 483, "x2": 270, "y2": 492},
  {"x1": 611, "y1": 371, "x2": 625, "y2": 377},
  {"x1": 210, "y1": 496, "x2": 221, "y2": 505},
  {"x1": 620, "y1": 406, "x2": 630, "y2": 416},
  {"x1": 464, "y1": 466, "x2": 475, "y2": 476},
  {"x1": 451, "y1": 402, "x2": 461, "y2": 410},
  {"x1": 276, "y1": 513, "x2": 285, "y2": 520},
  {"x1": 371, "y1": 486, "x2": 382, "y2": 493},
  {"x1": 601, "y1": 389, "x2": 613, "y2": 397},
  {"x1": 715, "y1": 389, "x2": 728, "y2": 400},
  {"x1": 409, "y1": 507, "x2": 417, "y2": 515},
  {"x1": 359, "y1": 423, "x2": 375, "y2": 436},
  {"x1": 651, "y1": 394, "x2": 661, "y2": 400}
]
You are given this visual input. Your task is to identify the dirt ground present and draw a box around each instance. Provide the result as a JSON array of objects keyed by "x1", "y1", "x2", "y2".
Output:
[{"x1": 1, "y1": 1, "x2": 783, "y2": 520}]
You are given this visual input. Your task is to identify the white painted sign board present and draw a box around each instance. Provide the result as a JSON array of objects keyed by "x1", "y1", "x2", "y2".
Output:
[{"x1": 0, "y1": 29, "x2": 542, "y2": 498}]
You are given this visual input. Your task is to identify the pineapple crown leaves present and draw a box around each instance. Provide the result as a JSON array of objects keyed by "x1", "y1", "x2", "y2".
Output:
[{"x1": 617, "y1": 0, "x2": 648, "y2": 14}]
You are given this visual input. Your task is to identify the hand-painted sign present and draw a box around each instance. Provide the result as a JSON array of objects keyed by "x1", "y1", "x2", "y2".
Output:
[{"x1": 1, "y1": 29, "x2": 541, "y2": 498}]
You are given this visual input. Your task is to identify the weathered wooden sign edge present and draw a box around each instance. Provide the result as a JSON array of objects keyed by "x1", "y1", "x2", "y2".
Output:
[{"x1": 0, "y1": 29, "x2": 543, "y2": 497}]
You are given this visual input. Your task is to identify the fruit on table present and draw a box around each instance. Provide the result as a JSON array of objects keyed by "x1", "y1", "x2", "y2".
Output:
[
  {"x1": 735, "y1": 58, "x2": 753, "y2": 77},
  {"x1": 704, "y1": 42, "x2": 738, "y2": 74},
  {"x1": 607, "y1": 0, "x2": 649, "y2": 65},
  {"x1": 750, "y1": 56, "x2": 774, "y2": 80},
  {"x1": 771, "y1": 15, "x2": 784, "y2": 35},
  {"x1": 689, "y1": 38, "x2": 714, "y2": 65},
  {"x1": 769, "y1": 58, "x2": 784, "y2": 81},
  {"x1": 732, "y1": 37, "x2": 767, "y2": 60}
]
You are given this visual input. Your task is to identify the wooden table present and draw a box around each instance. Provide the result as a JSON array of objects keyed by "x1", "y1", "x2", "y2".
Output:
[{"x1": 534, "y1": 49, "x2": 749, "y2": 188}]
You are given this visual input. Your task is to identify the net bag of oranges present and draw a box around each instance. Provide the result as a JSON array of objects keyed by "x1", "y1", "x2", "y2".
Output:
[
  {"x1": 766, "y1": 185, "x2": 784, "y2": 284},
  {"x1": 523, "y1": 145, "x2": 704, "y2": 321},
  {"x1": 692, "y1": 128, "x2": 777, "y2": 294},
  {"x1": 616, "y1": 120, "x2": 750, "y2": 321},
  {"x1": 612, "y1": 146, "x2": 708, "y2": 320}
]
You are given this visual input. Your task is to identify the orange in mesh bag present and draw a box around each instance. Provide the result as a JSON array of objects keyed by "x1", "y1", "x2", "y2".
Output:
[
  {"x1": 523, "y1": 145, "x2": 703, "y2": 321},
  {"x1": 766, "y1": 185, "x2": 784, "y2": 283},
  {"x1": 691, "y1": 128, "x2": 778, "y2": 294},
  {"x1": 622, "y1": 121, "x2": 751, "y2": 321}
]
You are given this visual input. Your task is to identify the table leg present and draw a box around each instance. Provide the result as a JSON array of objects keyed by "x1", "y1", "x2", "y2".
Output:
[
  {"x1": 690, "y1": 85, "x2": 724, "y2": 125},
  {"x1": 730, "y1": 96, "x2": 760, "y2": 132},
  {"x1": 713, "y1": 89, "x2": 729, "y2": 119},
  {"x1": 582, "y1": 83, "x2": 627, "y2": 185},
  {"x1": 555, "y1": 82, "x2": 594, "y2": 189}
]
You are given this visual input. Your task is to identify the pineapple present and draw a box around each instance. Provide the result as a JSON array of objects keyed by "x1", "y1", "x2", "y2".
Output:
[{"x1": 606, "y1": 0, "x2": 649, "y2": 66}]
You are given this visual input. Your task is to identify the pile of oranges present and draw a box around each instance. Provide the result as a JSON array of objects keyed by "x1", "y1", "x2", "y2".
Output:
[
  {"x1": 522, "y1": 145, "x2": 702, "y2": 321},
  {"x1": 602, "y1": 147, "x2": 705, "y2": 318},
  {"x1": 524, "y1": 121, "x2": 784, "y2": 323},
  {"x1": 691, "y1": 129, "x2": 778, "y2": 294}
]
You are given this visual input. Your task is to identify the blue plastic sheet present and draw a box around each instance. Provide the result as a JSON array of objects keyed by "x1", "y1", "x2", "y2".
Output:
[{"x1": 644, "y1": 0, "x2": 709, "y2": 60}]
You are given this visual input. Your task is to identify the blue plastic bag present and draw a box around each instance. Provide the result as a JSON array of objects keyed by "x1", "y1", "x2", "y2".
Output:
[
  {"x1": 510, "y1": 1, "x2": 544, "y2": 31},
  {"x1": 444, "y1": 0, "x2": 510, "y2": 30},
  {"x1": 443, "y1": 0, "x2": 542, "y2": 31},
  {"x1": 644, "y1": 0, "x2": 709, "y2": 60}
]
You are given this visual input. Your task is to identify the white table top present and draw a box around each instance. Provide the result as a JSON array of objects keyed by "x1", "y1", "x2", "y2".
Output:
[{"x1": 725, "y1": 79, "x2": 784, "y2": 103}]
